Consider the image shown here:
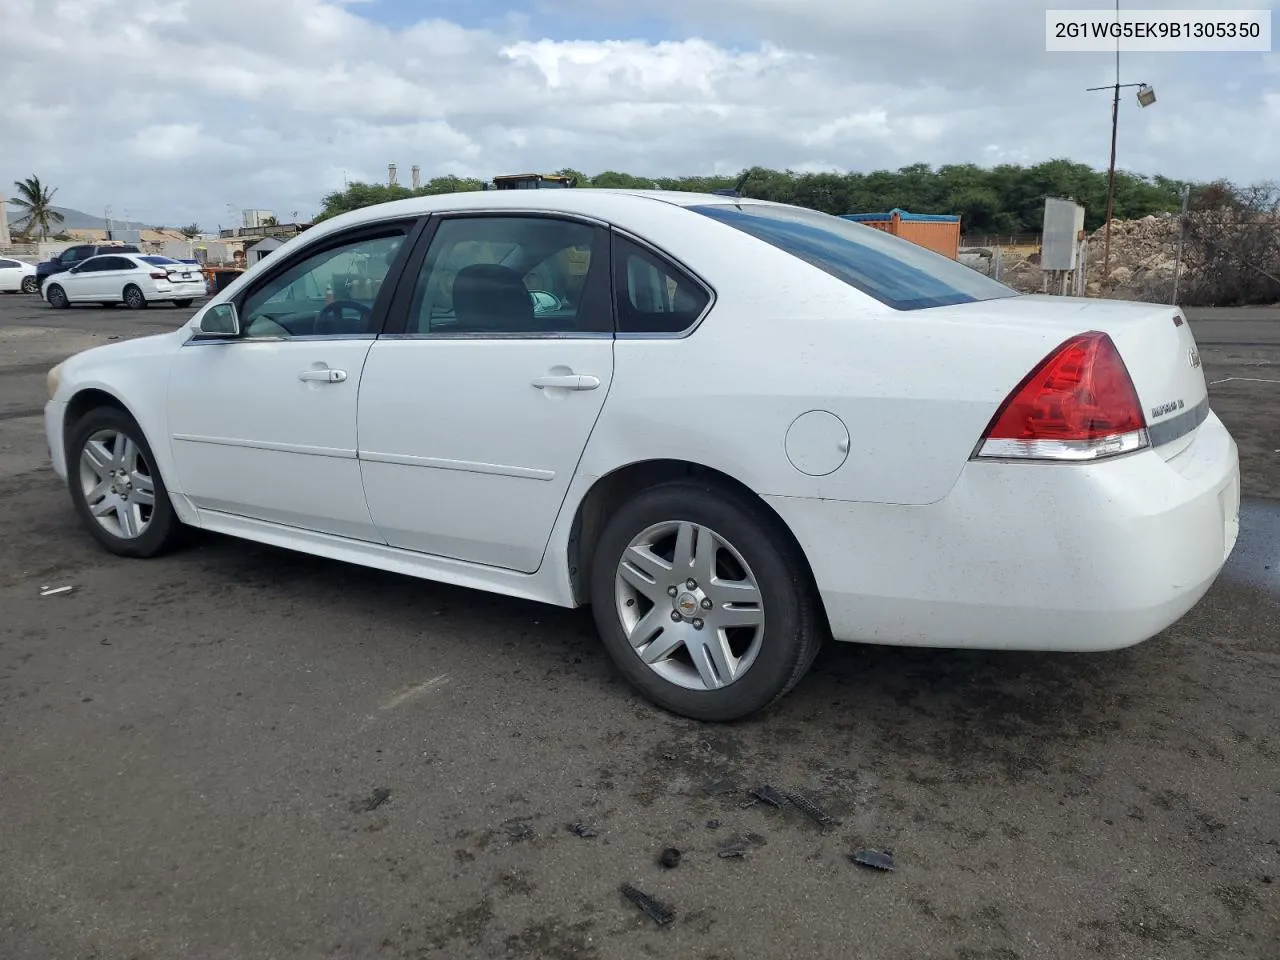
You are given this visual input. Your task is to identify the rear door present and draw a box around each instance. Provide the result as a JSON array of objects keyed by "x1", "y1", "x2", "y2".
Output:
[
  {"x1": 96, "y1": 256, "x2": 139, "y2": 301},
  {"x1": 357, "y1": 213, "x2": 615, "y2": 573}
]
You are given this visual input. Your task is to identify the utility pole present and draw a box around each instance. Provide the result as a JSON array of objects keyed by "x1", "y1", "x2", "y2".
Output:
[
  {"x1": 1171, "y1": 183, "x2": 1191, "y2": 305},
  {"x1": 1085, "y1": 0, "x2": 1156, "y2": 287}
]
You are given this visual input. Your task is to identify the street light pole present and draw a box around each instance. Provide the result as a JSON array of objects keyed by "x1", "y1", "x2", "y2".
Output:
[{"x1": 1103, "y1": 82, "x2": 1119, "y2": 282}]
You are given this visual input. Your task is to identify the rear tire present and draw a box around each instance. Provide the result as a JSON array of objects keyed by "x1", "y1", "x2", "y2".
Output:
[
  {"x1": 123, "y1": 285, "x2": 146, "y2": 310},
  {"x1": 21, "y1": 276, "x2": 38, "y2": 294},
  {"x1": 46, "y1": 284, "x2": 69, "y2": 309},
  {"x1": 589, "y1": 479, "x2": 823, "y2": 722},
  {"x1": 66, "y1": 406, "x2": 182, "y2": 559}
]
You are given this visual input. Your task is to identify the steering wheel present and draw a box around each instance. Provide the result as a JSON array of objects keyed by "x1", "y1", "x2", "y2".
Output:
[{"x1": 315, "y1": 299, "x2": 373, "y2": 336}]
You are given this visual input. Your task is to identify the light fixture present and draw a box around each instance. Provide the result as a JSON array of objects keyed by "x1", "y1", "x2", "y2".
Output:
[{"x1": 1136, "y1": 84, "x2": 1156, "y2": 107}]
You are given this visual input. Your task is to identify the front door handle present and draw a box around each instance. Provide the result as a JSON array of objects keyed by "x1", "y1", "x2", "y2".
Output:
[
  {"x1": 299, "y1": 368, "x2": 347, "y2": 383},
  {"x1": 531, "y1": 374, "x2": 600, "y2": 391}
]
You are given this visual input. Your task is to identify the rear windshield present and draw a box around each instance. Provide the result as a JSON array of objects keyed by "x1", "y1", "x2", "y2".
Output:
[
  {"x1": 139, "y1": 255, "x2": 180, "y2": 265},
  {"x1": 689, "y1": 203, "x2": 1019, "y2": 311}
]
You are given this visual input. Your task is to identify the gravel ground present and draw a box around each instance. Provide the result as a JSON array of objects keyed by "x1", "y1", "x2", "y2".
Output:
[{"x1": 0, "y1": 295, "x2": 1277, "y2": 960}]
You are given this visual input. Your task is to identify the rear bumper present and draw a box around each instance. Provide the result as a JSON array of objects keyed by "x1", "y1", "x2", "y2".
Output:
[
  {"x1": 148, "y1": 280, "x2": 205, "y2": 300},
  {"x1": 768, "y1": 411, "x2": 1240, "y2": 652}
]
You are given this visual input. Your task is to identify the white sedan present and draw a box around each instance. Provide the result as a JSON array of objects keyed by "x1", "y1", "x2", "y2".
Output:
[
  {"x1": 42, "y1": 190, "x2": 1240, "y2": 721},
  {"x1": 0, "y1": 256, "x2": 39, "y2": 294},
  {"x1": 43, "y1": 253, "x2": 205, "y2": 309}
]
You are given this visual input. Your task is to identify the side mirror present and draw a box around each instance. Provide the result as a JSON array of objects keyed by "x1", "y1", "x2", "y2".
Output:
[{"x1": 192, "y1": 302, "x2": 240, "y2": 338}]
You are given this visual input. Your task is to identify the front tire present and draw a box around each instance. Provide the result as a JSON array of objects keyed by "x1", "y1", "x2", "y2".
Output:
[
  {"x1": 123, "y1": 285, "x2": 147, "y2": 310},
  {"x1": 46, "y1": 284, "x2": 69, "y2": 309},
  {"x1": 66, "y1": 406, "x2": 182, "y2": 558},
  {"x1": 21, "y1": 276, "x2": 38, "y2": 294},
  {"x1": 589, "y1": 480, "x2": 823, "y2": 721}
]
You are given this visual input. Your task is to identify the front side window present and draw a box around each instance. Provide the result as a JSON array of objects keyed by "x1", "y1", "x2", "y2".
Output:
[
  {"x1": 689, "y1": 203, "x2": 1019, "y2": 311},
  {"x1": 99, "y1": 257, "x2": 134, "y2": 271},
  {"x1": 75, "y1": 257, "x2": 109, "y2": 272},
  {"x1": 239, "y1": 228, "x2": 407, "y2": 338},
  {"x1": 405, "y1": 216, "x2": 609, "y2": 335},
  {"x1": 62, "y1": 247, "x2": 90, "y2": 263},
  {"x1": 612, "y1": 235, "x2": 710, "y2": 334}
]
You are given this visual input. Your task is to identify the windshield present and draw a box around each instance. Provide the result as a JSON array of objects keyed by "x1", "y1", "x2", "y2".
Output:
[{"x1": 689, "y1": 203, "x2": 1019, "y2": 311}]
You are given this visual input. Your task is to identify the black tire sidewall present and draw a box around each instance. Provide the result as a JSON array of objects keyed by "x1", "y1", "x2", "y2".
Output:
[
  {"x1": 22, "y1": 277, "x2": 38, "y2": 294},
  {"x1": 589, "y1": 480, "x2": 819, "y2": 722},
  {"x1": 66, "y1": 407, "x2": 179, "y2": 558},
  {"x1": 124, "y1": 286, "x2": 145, "y2": 309},
  {"x1": 48, "y1": 285, "x2": 68, "y2": 308}
]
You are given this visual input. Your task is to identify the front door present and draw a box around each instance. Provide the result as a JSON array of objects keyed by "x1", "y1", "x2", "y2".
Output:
[
  {"x1": 166, "y1": 221, "x2": 417, "y2": 541},
  {"x1": 358, "y1": 213, "x2": 615, "y2": 573}
]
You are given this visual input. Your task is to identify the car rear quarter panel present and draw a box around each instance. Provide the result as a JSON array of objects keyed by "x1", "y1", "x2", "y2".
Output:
[{"x1": 579, "y1": 212, "x2": 1072, "y2": 506}]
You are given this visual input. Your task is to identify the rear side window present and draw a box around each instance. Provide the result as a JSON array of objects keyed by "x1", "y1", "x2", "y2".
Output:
[
  {"x1": 612, "y1": 235, "x2": 710, "y2": 334},
  {"x1": 689, "y1": 203, "x2": 1018, "y2": 311},
  {"x1": 0, "y1": 258, "x2": 17, "y2": 269}
]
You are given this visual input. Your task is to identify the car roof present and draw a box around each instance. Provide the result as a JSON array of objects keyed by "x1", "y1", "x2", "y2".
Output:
[{"x1": 310, "y1": 188, "x2": 783, "y2": 239}]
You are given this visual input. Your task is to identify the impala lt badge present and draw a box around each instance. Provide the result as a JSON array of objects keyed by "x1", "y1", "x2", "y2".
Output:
[
  {"x1": 1150, "y1": 399, "x2": 1185, "y2": 419},
  {"x1": 1188, "y1": 348, "x2": 1201, "y2": 368}
]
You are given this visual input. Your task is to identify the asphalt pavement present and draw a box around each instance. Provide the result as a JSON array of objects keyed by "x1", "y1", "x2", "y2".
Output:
[{"x1": 0, "y1": 294, "x2": 1277, "y2": 960}]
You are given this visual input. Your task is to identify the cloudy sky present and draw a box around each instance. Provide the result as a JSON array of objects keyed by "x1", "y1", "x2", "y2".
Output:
[{"x1": 2, "y1": 0, "x2": 1277, "y2": 230}]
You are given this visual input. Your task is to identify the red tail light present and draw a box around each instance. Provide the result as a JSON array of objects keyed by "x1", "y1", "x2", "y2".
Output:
[
  {"x1": 974, "y1": 331, "x2": 1149, "y2": 461},
  {"x1": 149, "y1": 271, "x2": 168, "y2": 279}
]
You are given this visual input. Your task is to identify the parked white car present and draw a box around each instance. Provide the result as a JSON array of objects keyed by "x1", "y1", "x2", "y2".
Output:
[
  {"x1": 0, "y1": 256, "x2": 38, "y2": 294},
  {"x1": 42, "y1": 189, "x2": 1240, "y2": 720},
  {"x1": 43, "y1": 253, "x2": 205, "y2": 309}
]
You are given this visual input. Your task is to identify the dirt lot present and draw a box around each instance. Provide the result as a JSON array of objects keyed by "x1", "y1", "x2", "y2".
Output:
[{"x1": 0, "y1": 296, "x2": 1277, "y2": 960}]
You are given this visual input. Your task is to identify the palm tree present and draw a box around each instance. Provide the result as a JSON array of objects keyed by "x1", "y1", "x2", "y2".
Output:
[{"x1": 9, "y1": 175, "x2": 64, "y2": 239}]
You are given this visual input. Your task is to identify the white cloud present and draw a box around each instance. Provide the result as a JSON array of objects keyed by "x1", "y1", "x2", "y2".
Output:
[{"x1": 0, "y1": 0, "x2": 1277, "y2": 228}]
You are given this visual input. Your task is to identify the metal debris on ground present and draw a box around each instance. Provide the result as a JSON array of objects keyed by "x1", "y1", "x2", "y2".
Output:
[
  {"x1": 787, "y1": 791, "x2": 836, "y2": 830},
  {"x1": 620, "y1": 884, "x2": 675, "y2": 925},
  {"x1": 40, "y1": 585, "x2": 73, "y2": 597},
  {"x1": 751, "y1": 784, "x2": 786, "y2": 808},
  {"x1": 503, "y1": 820, "x2": 533, "y2": 840},
  {"x1": 361, "y1": 788, "x2": 391, "y2": 812},
  {"x1": 568, "y1": 822, "x2": 597, "y2": 838},
  {"x1": 850, "y1": 849, "x2": 895, "y2": 872},
  {"x1": 658, "y1": 847, "x2": 682, "y2": 868},
  {"x1": 705, "y1": 819, "x2": 721, "y2": 829},
  {"x1": 717, "y1": 842, "x2": 747, "y2": 859}
]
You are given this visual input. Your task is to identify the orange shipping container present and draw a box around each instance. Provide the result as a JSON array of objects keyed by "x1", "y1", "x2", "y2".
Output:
[{"x1": 840, "y1": 208, "x2": 961, "y2": 259}]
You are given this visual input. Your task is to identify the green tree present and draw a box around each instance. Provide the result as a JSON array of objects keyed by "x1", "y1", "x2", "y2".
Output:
[
  {"x1": 310, "y1": 163, "x2": 1196, "y2": 234},
  {"x1": 8, "y1": 175, "x2": 64, "y2": 239},
  {"x1": 179, "y1": 223, "x2": 202, "y2": 239}
]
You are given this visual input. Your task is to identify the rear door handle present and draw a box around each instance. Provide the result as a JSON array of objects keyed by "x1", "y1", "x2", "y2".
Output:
[
  {"x1": 531, "y1": 374, "x2": 600, "y2": 391},
  {"x1": 299, "y1": 369, "x2": 347, "y2": 383}
]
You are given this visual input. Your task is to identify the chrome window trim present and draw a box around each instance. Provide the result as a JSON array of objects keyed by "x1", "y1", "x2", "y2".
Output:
[
  {"x1": 182, "y1": 332, "x2": 380, "y2": 347},
  {"x1": 377, "y1": 331, "x2": 614, "y2": 342}
]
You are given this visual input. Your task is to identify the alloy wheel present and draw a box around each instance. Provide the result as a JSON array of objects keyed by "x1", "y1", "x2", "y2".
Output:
[
  {"x1": 78, "y1": 428, "x2": 156, "y2": 539},
  {"x1": 613, "y1": 520, "x2": 765, "y2": 691}
]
